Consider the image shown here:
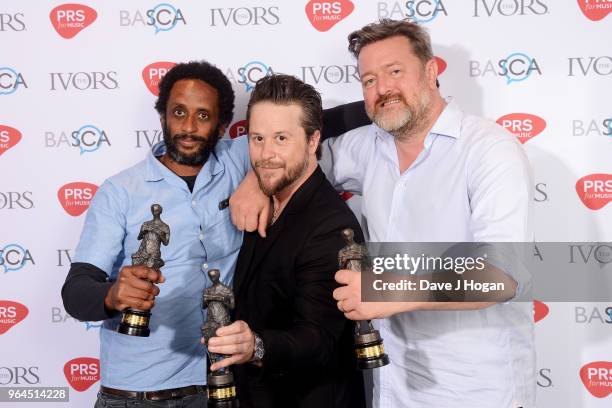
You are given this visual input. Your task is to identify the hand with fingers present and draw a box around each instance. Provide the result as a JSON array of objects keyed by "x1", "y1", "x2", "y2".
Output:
[
  {"x1": 104, "y1": 265, "x2": 165, "y2": 312},
  {"x1": 204, "y1": 320, "x2": 256, "y2": 372},
  {"x1": 229, "y1": 170, "x2": 271, "y2": 238}
]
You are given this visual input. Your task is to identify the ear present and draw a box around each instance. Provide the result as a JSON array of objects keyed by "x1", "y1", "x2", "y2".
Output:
[
  {"x1": 308, "y1": 130, "x2": 321, "y2": 155},
  {"x1": 425, "y1": 58, "x2": 438, "y2": 90},
  {"x1": 160, "y1": 114, "x2": 166, "y2": 128}
]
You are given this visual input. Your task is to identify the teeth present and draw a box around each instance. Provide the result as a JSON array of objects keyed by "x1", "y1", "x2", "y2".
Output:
[{"x1": 382, "y1": 99, "x2": 400, "y2": 107}]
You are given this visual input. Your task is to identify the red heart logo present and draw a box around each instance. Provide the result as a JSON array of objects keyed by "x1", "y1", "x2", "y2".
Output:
[
  {"x1": 57, "y1": 182, "x2": 99, "y2": 216},
  {"x1": 576, "y1": 174, "x2": 612, "y2": 210},
  {"x1": 50, "y1": 4, "x2": 97, "y2": 39},
  {"x1": 533, "y1": 300, "x2": 549, "y2": 323},
  {"x1": 580, "y1": 361, "x2": 612, "y2": 398},
  {"x1": 305, "y1": 0, "x2": 354, "y2": 32},
  {"x1": 0, "y1": 300, "x2": 29, "y2": 335},
  {"x1": 0, "y1": 125, "x2": 22, "y2": 157},
  {"x1": 63, "y1": 357, "x2": 100, "y2": 392},
  {"x1": 142, "y1": 62, "x2": 176, "y2": 96},
  {"x1": 434, "y1": 56, "x2": 447, "y2": 75},
  {"x1": 229, "y1": 119, "x2": 248, "y2": 139},
  {"x1": 577, "y1": 0, "x2": 611, "y2": 21},
  {"x1": 496, "y1": 113, "x2": 547, "y2": 144}
]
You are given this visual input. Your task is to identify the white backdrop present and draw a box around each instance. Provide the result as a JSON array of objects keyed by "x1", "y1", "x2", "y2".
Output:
[{"x1": 1, "y1": 1, "x2": 611, "y2": 407}]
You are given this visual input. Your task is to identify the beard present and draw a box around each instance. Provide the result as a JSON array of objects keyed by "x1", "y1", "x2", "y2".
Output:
[
  {"x1": 162, "y1": 122, "x2": 220, "y2": 167},
  {"x1": 367, "y1": 90, "x2": 431, "y2": 139},
  {"x1": 253, "y1": 153, "x2": 309, "y2": 197}
]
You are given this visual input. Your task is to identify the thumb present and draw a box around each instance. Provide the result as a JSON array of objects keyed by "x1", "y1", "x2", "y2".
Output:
[
  {"x1": 335, "y1": 269, "x2": 352, "y2": 285},
  {"x1": 258, "y1": 202, "x2": 270, "y2": 238}
]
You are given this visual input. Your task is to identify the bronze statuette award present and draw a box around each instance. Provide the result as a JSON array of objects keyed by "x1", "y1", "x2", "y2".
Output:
[
  {"x1": 202, "y1": 268, "x2": 239, "y2": 407},
  {"x1": 118, "y1": 203, "x2": 170, "y2": 337},
  {"x1": 339, "y1": 228, "x2": 390, "y2": 370}
]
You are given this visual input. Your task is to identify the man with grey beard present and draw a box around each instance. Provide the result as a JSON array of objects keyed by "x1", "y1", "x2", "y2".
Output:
[{"x1": 230, "y1": 19, "x2": 535, "y2": 408}]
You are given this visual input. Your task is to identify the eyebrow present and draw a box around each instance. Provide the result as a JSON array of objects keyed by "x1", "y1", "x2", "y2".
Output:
[{"x1": 360, "y1": 61, "x2": 402, "y2": 78}]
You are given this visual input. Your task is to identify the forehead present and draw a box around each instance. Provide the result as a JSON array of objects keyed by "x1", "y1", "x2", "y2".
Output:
[
  {"x1": 357, "y1": 36, "x2": 420, "y2": 73},
  {"x1": 168, "y1": 79, "x2": 219, "y2": 108},
  {"x1": 249, "y1": 101, "x2": 304, "y2": 130}
]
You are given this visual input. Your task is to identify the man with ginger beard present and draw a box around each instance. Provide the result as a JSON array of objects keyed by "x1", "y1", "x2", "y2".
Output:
[
  {"x1": 229, "y1": 20, "x2": 535, "y2": 408},
  {"x1": 61, "y1": 61, "x2": 250, "y2": 407},
  {"x1": 206, "y1": 74, "x2": 365, "y2": 408}
]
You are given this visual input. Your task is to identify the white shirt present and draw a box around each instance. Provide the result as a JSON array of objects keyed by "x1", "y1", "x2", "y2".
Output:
[{"x1": 321, "y1": 100, "x2": 536, "y2": 408}]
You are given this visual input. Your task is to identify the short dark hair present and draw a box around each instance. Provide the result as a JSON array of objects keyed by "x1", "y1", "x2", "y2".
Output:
[
  {"x1": 155, "y1": 60, "x2": 235, "y2": 128},
  {"x1": 348, "y1": 18, "x2": 433, "y2": 64},
  {"x1": 246, "y1": 74, "x2": 322, "y2": 159}
]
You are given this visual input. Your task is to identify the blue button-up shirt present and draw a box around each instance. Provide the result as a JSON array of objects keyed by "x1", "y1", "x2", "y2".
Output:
[{"x1": 74, "y1": 136, "x2": 249, "y2": 391}]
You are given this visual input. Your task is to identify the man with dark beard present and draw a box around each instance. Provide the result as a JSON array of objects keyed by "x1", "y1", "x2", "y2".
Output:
[
  {"x1": 61, "y1": 61, "x2": 250, "y2": 407},
  {"x1": 205, "y1": 74, "x2": 365, "y2": 408}
]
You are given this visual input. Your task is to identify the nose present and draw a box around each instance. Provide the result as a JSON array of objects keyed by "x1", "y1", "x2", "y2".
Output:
[
  {"x1": 376, "y1": 74, "x2": 392, "y2": 97},
  {"x1": 181, "y1": 113, "x2": 198, "y2": 134},
  {"x1": 260, "y1": 138, "x2": 276, "y2": 161}
]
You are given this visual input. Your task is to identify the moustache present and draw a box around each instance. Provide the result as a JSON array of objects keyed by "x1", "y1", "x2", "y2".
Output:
[
  {"x1": 254, "y1": 160, "x2": 284, "y2": 169},
  {"x1": 173, "y1": 134, "x2": 208, "y2": 143}
]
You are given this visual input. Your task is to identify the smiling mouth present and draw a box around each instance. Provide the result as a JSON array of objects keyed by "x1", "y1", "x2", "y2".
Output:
[{"x1": 380, "y1": 98, "x2": 402, "y2": 108}]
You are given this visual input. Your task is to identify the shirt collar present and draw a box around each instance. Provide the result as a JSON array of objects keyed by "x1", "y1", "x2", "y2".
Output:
[{"x1": 144, "y1": 141, "x2": 224, "y2": 182}]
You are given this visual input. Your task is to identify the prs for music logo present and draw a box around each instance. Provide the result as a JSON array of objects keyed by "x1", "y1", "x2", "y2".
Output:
[
  {"x1": 496, "y1": 113, "x2": 546, "y2": 144},
  {"x1": 142, "y1": 62, "x2": 176, "y2": 96},
  {"x1": 577, "y1": 0, "x2": 612, "y2": 21},
  {"x1": 0, "y1": 300, "x2": 28, "y2": 335},
  {"x1": 50, "y1": 4, "x2": 97, "y2": 39},
  {"x1": 305, "y1": 0, "x2": 354, "y2": 32},
  {"x1": 58, "y1": 182, "x2": 98, "y2": 216},
  {"x1": 576, "y1": 174, "x2": 612, "y2": 210},
  {"x1": 63, "y1": 357, "x2": 100, "y2": 391}
]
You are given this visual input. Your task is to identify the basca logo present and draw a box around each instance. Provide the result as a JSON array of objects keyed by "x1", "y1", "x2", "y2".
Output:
[
  {"x1": 473, "y1": 0, "x2": 548, "y2": 17},
  {"x1": 0, "y1": 300, "x2": 28, "y2": 335},
  {"x1": 0, "y1": 67, "x2": 27, "y2": 95},
  {"x1": 577, "y1": 0, "x2": 612, "y2": 21},
  {"x1": 63, "y1": 357, "x2": 100, "y2": 392},
  {"x1": 135, "y1": 129, "x2": 163, "y2": 148},
  {"x1": 576, "y1": 174, "x2": 612, "y2": 210},
  {"x1": 52, "y1": 306, "x2": 102, "y2": 330},
  {"x1": 569, "y1": 243, "x2": 612, "y2": 264},
  {"x1": 45, "y1": 125, "x2": 111, "y2": 154},
  {"x1": 377, "y1": 0, "x2": 448, "y2": 23},
  {"x1": 300, "y1": 64, "x2": 359, "y2": 85},
  {"x1": 0, "y1": 244, "x2": 34, "y2": 273},
  {"x1": 573, "y1": 117, "x2": 612, "y2": 137},
  {"x1": 0, "y1": 125, "x2": 21, "y2": 156},
  {"x1": 575, "y1": 305, "x2": 612, "y2": 324},
  {"x1": 496, "y1": 113, "x2": 546, "y2": 144},
  {"x1": 49, "y1": 71, "x2": 119, "y2": 91},
  {"x1": 306, "y1": 0, "x2": 354, "y2": 32},
  {"x1": 0, "y1": 12, "x2": 26, "y2": 31},
  {"x1": 210, "y1": 6, "x2": 280, "y2": 26},
  {"x1": 142, "y1": 61, "x2": 176, "y2": 96},
  {"x1": 470, "y1": 52, "x2": 542, "y2": 84},
  {"x1": 568, "y1": 56, "x2": 612, "y2": 76},
  {"x1": 120, "y1": 3, "x2": 187, "y2": 34},
  {"x1": 226, "y1": 61, "x2": 274, "y2": 92},
  {"x1": 533, "y1": 300, "x2": 549, "y2": 323},
  {"x1": 50, "y1": 3, "x2": 97, "y2": 39},
  {"x1": 0, "y1": 191, "x2": 34, "y2": 210},
  {"x1": 0, "y1": 366, "x2": 39, "y2": 385},
  {"x1": 58, "y1": 182, "x2": 98, "y2": 216},
  {"x1": 580, "y1": 361, "x2": 612, "y2": 398},
  {"x1": 229, "y1": 120, "x2": 248, "y2": 139}
]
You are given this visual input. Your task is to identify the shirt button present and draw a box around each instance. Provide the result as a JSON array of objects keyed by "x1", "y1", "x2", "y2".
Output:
[
  {"x1": 199, "y1": 233, "x2": 205, "y2": 240},
  {"x1": 201, "y1": 263, "x2": 208, "y2": 271},
  {"x1": 191, "y1": 200, "x2": 197, "y2": 207}
]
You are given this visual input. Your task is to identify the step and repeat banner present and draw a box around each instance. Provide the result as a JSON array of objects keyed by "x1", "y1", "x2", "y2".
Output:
[{"x1": 1, "y1": 1, "x2": 611, "y2": 407}]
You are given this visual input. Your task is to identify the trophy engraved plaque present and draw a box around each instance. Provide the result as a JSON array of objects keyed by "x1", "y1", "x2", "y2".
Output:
[
  {"x1": 339, "y1": 228, "x2": 390, "y2": 370},
  {"x1": 118, "y1": 203, "x2": 170, "y2": 337},
  {"x1": 202, "y1": 268, "x2": 239, "y2": 407}
]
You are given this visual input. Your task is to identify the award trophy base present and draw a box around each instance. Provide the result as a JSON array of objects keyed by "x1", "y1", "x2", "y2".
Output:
[
  {"x1": 117, "y1": 308, "x2": 151, "y2": 337},
  {"x1": 207, "y1": 371, "x2": 239, "y2": 408},
  {"x1": 354, "y1": 329, "x2": 390, "y2": 370}
]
